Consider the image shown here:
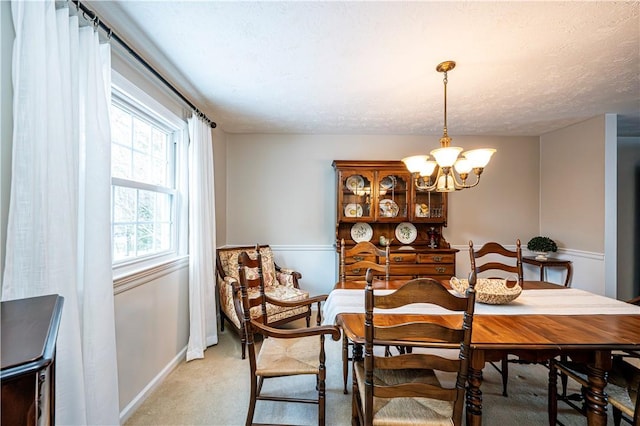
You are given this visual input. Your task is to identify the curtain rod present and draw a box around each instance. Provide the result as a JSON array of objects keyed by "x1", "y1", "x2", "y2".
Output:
[{"x1": 71, "y1": 0, "x2": 217, "y2": 129}]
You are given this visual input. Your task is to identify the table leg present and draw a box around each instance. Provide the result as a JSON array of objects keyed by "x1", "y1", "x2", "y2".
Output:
[
  {"x1": 584, "y1": 351, "x2": 611, "y2": 426},
  {"x1": 466, "y1": 350, "x2": 484, "y2": 426},
  {"x1": 539, "y1": 266, "x2": 544, "y2": 282},
  {"x1": 564, "y1": 262, "x2": 573, "y2": 287}
]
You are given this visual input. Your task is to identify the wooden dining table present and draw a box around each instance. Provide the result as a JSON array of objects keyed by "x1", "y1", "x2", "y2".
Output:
[{"x1": 327, "y1": 279, "x2": 640, "y2": 426}]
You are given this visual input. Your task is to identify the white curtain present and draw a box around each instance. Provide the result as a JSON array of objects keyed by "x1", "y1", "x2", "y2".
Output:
[
  {"x1": 3, "y1": 1, "x2": 120, "y2": 424},
  {"x1": 186, "y1": 115, "x2": 218, "y2": 361}
]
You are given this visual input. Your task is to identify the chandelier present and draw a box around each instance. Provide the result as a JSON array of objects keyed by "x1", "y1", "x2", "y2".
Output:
[{"x1": 402, "y1": 61, "x2": 495, "y2": 192}]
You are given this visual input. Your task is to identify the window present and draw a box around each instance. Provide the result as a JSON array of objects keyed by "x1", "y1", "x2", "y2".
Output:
[{"x1": 110, "y1": 76, "x2": 187, "y2": 275}]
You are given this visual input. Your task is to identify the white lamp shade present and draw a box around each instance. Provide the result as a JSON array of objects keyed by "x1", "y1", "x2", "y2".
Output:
[
  {"x1": 454, "y1": 157, "x2": 472, "y2": 174},
  {"x1": 401, "y1": 155, "x2": 430, "y2": 174},
  {"x1": 430, "y1": 147, "x2": 463, "y2": 168},
  {"x1": 419, "y1": 160, "x2": 438, "y2": 177},
  {"x1": 463, "y1": 148, "x2": 496, "y2": 168},
  {"x1": 436, "y1": 174, "x2": 455, "y2": 192}
]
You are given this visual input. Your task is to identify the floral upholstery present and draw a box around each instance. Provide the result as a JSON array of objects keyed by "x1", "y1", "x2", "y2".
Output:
[
  {"x1": 217, "y1": 246, "x2": 286, "y2": 288},
  {"x1": 216, "y1": 245, "x2": 310, "y2": 331}
]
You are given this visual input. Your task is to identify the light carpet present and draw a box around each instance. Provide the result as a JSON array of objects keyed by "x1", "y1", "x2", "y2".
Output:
[{"x1": 125, "y1": 321, "x2": 616, "y2": 425}]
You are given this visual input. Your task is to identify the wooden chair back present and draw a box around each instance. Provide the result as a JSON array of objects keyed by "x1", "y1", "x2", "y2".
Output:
[
  {"x1": 236, "y1": 246, "x2": 269, "y2": 328},
  {"x1": 469, "y1": 239, "x2": 523, "y2": 283},
  {"x1": 340, "y1": 239, "x2": 390, "y2": 282},
  {"x1": 359, "y1": 269, "x2": 476, "y2": 426}
]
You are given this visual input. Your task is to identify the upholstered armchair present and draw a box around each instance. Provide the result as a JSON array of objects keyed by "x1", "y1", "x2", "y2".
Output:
[{"x1": 216, "y1": 245, "x2": 312, "y2": 358}]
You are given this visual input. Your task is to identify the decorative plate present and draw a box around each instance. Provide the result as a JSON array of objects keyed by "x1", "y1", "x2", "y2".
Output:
[
  {"x1": 395, "y1": 222, "x2": 417, "y2": 244},
  {"x1": 344, "y1": 203, "x2": 363, "y2": 218},
  {"x1": 351, "y1": 223, "x2": 373, "y2": 243},
  {"x1": 345, "y1": 175, "x2": 365, "y2": 193},
  {"x1": 415, "y1": 203, "x2": 430, "y2": 218},
  {"x1": 380, "y1": 176, "x2": 396, "y2": 190},
  {"x1": 379, "y1": 199, "x2": 399, "y2": 218},
  {"x1": 450, "y1": 277, "x2": 522, "y2": 305}
]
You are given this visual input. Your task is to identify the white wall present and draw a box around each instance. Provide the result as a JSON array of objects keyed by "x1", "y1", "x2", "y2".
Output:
[
  {"x1": 540, "y1": 116, "x2": 608, "y2": 294},
  {"x1": 213, "y1": 127, "x2": 228, "y2": 245},
  {"x1": 618, "y1": 137, "x2": 640, "y2": 300},
  {"x1": 114, "y1": 266, "x2": 189, "y2": 421},
  {"x1": 225, "y1": 133, "x2": 540, "y2": 295}
]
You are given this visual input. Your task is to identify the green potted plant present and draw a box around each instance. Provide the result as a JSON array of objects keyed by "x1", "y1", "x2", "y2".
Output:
[{"x1": 527, "y1": 236, "x2": 557, "y2": 260}]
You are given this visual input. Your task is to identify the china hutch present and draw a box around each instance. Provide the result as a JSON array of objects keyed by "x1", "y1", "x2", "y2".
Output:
[{"x1": 333, "y1": 160, "x2": 457, "y2": 280}]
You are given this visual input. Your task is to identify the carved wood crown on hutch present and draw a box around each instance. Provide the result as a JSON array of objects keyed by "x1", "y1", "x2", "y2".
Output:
[{"x1": 332, "y1": 160, "x2": 457, "y2": 280}]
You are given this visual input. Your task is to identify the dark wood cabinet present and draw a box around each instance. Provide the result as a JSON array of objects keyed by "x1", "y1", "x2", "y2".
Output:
[
  {"x1": 1, "y1": 294, "x2": 64, "y2": 426},
  {"x1": 333, "y1": 160, "x2": 457, "y2": 280}
]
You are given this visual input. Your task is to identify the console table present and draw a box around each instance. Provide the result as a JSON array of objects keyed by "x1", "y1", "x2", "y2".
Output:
[
  {"x1": 1, "y1": 294, "x2": 64, "y2": 425},
  {"x1": 522, "y1": 256, "x2": 572, "y2": 287}
]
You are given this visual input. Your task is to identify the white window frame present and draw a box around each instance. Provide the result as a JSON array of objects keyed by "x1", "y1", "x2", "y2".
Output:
[{"x1": 110, "y1": 71, "x2": 189, "y2": 283}]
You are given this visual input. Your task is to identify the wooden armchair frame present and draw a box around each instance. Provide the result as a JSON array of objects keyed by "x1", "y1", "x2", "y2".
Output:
[{"x1": 235, "y1": 250, "x2": 341, "y2": 426}]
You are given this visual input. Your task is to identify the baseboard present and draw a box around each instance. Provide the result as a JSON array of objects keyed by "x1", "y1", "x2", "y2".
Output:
[{"x1": 119, "y1": 346, "x2": 187, "y2": 424}]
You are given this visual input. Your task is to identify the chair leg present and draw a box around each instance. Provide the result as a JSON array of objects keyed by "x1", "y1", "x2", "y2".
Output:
[
  {"x1": 612, "y1": 407, "x2": 622, "y2": 426},
  {"x1": 246, "y1": 375, "x2": 258, "y2": 426},
  {"x1": 548, "y1": 360, "x2": 558, "y2": 425},
  {"x1": 318, "y1": 371, "x2": 326, "y2": 426},
  {"x1": 560, "y1": 354, "x2": 568, "y2": 398},
  {"x1": 342, "y1": 335, "x2": 349, "y2": 394},
  {"x1": 351, "y1": 364, "x2": 360, "y2": 426},
  {"x1": 240, "y1": 328, "x2": 247, "y2": 360},
  {"x1": 306, "y1": 309, "x2": 311, "y2": 327},
  {"x1": 501, "y1": 355, "x2": 509, "y2": 397}
]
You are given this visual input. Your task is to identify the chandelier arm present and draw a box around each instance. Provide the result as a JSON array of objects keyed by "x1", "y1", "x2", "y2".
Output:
[
  {"x1": 447, "y1": 169, "x2": 465, "y2": 190},
  {"x1": 413, "y1": 171, "x2": 439, "y2": 191},
  {"x1": 414, "y1": 168, "x2": 480, "y2": 192},
  {"x1": 456, "y1": 173, "x2": 482, "y2": 189}
]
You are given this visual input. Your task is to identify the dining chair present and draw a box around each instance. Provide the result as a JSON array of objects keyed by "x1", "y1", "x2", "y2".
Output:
[
  {"x1": 339, "y1": 239, "x2": 390, "y2": 282},
  {"x1": 351, "y1": 268, "x2": 476, "y2": 426},
  {"x1": 548, "y1": 296, "x2": 640, "y2": 426},
  {"x1": 339, "y1": 238, "x2": 390, "y2": 394},
  {"x1": 469, "y1": 239, "x2": 523, "y2": 397},
  {"x1": 235, "y1": 250, "x2": 341, "y2": 426},
  {"x1": 548, "y1": 352, "x2": 639, "y2": 425}
]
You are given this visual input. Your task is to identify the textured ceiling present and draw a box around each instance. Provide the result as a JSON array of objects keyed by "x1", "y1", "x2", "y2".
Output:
[{"x1": 87, "y1": 1, "x2": 640, "y2": 136}]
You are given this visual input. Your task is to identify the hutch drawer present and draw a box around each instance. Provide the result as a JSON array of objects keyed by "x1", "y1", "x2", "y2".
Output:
[
  {"x1": 417, "y1": 253, "x2": 456, "y2": 264},
  {"x1": 387, "y1": 253, "x2": 417, "y2": 264}
]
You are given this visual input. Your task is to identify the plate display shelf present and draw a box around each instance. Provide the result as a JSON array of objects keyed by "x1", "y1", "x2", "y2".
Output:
[{"x1": 333, "y1": 160, "x2": 458, "y2": 281}]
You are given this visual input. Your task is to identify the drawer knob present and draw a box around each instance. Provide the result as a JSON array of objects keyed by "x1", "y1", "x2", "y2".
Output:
[
  {"x1": 352, "y1": 268, "x2": 361, "y2": 274},
  {"x1": 393, "y1": 256, "x2": 404, "y2": 262},
  {"x1": 353, "y1": 256, "x2": 364, "y2": 261},
  {"x1": 433, "y1": 256, "x2": 442, "y2": 262},
  {"x1": 435, "y1": 266, "x2": 446, "y2": 273}
]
